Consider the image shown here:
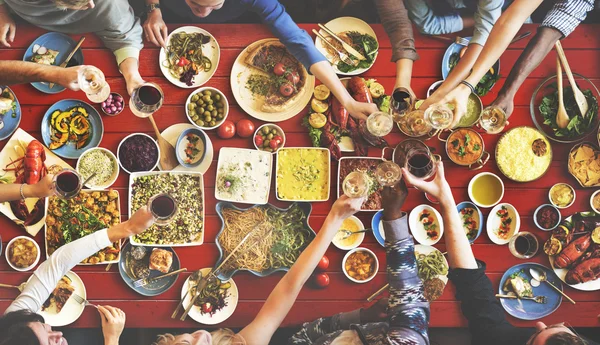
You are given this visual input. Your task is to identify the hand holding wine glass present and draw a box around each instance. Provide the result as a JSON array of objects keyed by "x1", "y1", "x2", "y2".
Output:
[
  {"x1": 125, "y1": 206, "x2": 155, "y2": 235},
  {"x1": 402, "y1": 160, "x2": 452, "y2": 203}
]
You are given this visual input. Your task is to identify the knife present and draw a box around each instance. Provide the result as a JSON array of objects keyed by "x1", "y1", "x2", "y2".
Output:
[
  {"x1": 49, "y1": 36, "x2": 85, "y2": 89},
  {"x1": 317, "y1": 23, "x2": 366, "y2": 61},
  {"x1": 510, "y1": 31, "x2": 531, "y2": 45}
]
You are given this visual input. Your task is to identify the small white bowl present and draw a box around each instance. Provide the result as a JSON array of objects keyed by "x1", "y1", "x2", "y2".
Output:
[
  {"x1": 549, "y1": 183, "x2": 576, "y2": 209},
  {"x1": 5, "y1": 236, "x2": 40, "y2": 272},
  {"x1": 116, "y1": 133, "x2": 160, "y2": 175},
  {"x1": 253, "y1": 124, "x2": 286, "y2": 154},
  {"x1": 591, "y1": 190, "x2": 600, "y2": 214},
  {"x1": 76, "y1": 147, "x2": 119, "y2": 189},
  {"x1": 185, "y1": 87, "x2": 229, "y2": 130},
  {"x1": 342, "y1": 247, "x2": 378, "y2": 284},
  {"x1": 409, "y1": 204, "x2": 444, "y2": 245},
  {"x1": 332, "y1": 216, "x2": 365, "y2": 250},
  {"x1": 468, "y1": 172, "x2": 504, "y2": 208},
  {"x1": 486, "y1": 203, "x2": 520, "y2": 245}
]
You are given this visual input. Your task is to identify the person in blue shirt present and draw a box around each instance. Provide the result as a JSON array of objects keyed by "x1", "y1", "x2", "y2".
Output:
[{"x1": 142, "y1": 0, "x2": 378, "y2": 121}]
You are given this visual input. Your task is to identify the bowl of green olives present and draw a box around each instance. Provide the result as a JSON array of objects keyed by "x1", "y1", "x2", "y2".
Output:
[
  {"x1": 254, "y1": 124, "x2": 286, "y2": 153},
  {"x1": 185, "y1": 87, "x2": 229, "y2": 130}
]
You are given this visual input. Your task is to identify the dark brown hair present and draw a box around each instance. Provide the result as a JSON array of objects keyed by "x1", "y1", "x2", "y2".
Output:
[
  {"x1": 545, "y1": 332, "x2": 588, "y2": 345},
  {"x1": 0, "y1": 310, "x2": 45, "y2": 345}
]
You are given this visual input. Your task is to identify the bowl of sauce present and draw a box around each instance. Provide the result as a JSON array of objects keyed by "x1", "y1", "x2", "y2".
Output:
[
  {"x1": 176, "y1": 128, "x2": 207, "y2": 168},
  {"x1": 534, "y1": 204, "x2": 561, "y2": 231},
  {"x1": 468, "y1": 172, "x2": 504, "y2": 208},
  {"x1": 332, "y1": 216, "x2": 365, "y2": 250},
  {"x1": 591, "y1": 190, "x2": 600, "y2": 213}
]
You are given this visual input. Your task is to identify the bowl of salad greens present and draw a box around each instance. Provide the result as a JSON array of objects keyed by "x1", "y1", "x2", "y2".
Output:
[
  {"x1": 531, "y1": 73, "x2": 599, "y2": 143},
  {"x1": 442, "y1": 38, "x2": 500, "y2": 96}
]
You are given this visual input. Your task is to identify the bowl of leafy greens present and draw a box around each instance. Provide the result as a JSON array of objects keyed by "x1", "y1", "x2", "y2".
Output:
[{"x1": 531, "y1": 73, "x2": 599, "y2": 143}]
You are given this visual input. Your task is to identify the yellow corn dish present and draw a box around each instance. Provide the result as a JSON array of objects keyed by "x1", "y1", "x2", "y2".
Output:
[{"x1": 276, "y1": 148, "x2": 330, "y2": 201}]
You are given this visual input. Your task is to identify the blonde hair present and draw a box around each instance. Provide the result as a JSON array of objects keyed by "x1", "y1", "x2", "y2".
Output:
[
  {"x1": 51, "y1": 0, "x2": 89, "y2": 9},
  {"x1": 152, "y1": 329, "x2": 245, "y2": 345}
]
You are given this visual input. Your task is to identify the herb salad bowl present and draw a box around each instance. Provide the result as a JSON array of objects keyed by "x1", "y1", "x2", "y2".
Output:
[{"x1": 531, "y1": 73, "x2": 600, "y2": 144}]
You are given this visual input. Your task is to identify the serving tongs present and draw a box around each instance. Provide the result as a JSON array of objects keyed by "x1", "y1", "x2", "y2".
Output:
[
  {"x1": 173, "y1": 221, "x2": 270, "y2": 320},
  {"x1": 312, "y1": 29, "x2": 357, "y2": 67},
  {"x1": 317, "y1": 23, "x2": 366, "y2": 61}
]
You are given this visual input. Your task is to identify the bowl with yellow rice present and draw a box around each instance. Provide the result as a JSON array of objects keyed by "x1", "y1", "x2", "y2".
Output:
[{"x1": 495, "y1": 126, "x2": 552, "y2": 182}]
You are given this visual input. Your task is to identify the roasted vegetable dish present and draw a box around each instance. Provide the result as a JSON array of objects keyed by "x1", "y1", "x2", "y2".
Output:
[
  {"x1": 46, "y1": 190, "x2": 121, "y2": 264},
  {"x1": 48, "y1": 105, "x2": 92, "y2": 150}
]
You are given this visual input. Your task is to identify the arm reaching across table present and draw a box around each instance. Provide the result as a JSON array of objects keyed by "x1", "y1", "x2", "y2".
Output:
[{"x1": 0, "y1": 62, "x2": 82, "y2": 90}]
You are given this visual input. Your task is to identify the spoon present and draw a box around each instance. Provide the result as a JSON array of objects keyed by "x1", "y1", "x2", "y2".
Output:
[
  {"x1": 529, "y1": 268, "x2": 575, "y2": 305},
  {"x1": 556, "y1": 58, "x2": 570, "y2": 129},
  {"x1": 339, "y1": 228, "x2": 372, "y2": 240},
  {"x1": 555, "y1": 41, "x2": 589, "y2": 118},
  {"x1": 147, "y1": 114, "x2": 178, "y2": 171}
]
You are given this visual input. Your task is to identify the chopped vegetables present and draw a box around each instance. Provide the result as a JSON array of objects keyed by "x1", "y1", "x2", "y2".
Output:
[{"x1": 163, "y1": 32, "x2": 212, "y2": 86}]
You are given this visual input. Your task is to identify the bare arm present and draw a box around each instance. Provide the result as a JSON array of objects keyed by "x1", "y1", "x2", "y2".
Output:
[
  {"x1": 0, "y1": 61, "x2": 81, "y2": 90},
  {"x1": 0, "y1": 175, "x2": 54, "y2": 203},
  {"x1": 238, "y1": 196, "x2": 363, "y2": 345}
]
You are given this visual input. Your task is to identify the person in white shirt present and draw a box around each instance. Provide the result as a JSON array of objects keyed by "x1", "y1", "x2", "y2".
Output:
[{"x1": 0, "y1": 207, "x2": 155, "y2": 345}]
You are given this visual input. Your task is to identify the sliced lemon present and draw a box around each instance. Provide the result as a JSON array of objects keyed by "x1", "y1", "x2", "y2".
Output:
[
  {"x1": 309, "y1": 113, "x2": 327, "y2": 129},
  {"x1": 592, "y1": 227, "x2": 600, "y2": 244},
  {"x1": 414, "y1": 100, "x2": 424, "y2": 110},
  {"x1": 313, "y1": 84, "x2": 331, "y2": 101},
  {"x1": 311, "y1": 98, "x2": 329, "y2": 113},
  {"x1": 368, "y1": 82, "x2": 385, "y2": 99},
  {"x1": 544, "y1": 237, "x2": 562, "y2": 256}
]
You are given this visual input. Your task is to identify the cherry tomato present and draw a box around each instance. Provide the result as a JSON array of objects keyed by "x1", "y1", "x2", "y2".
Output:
[
  {"x1": 286, "y1": 71, "x2": 300, "y2": 85},
  {"x1": 314, "y1": 273, "x2": 330, "y2": 288},
  {"x1": 273, "y1": 135, "x2": 283, "y2": 145},
  {"x1": 269, "y1": 140, "x2": 279, "y2": 150},
  {"x1": 237, "y1": 119, "x2": 255, "y2": 138},
  {"x1": 317, "y1": 256, "x2": 329, "y2": 271},
  {"x1": 217, "y1": 120, "x2": 236, "y2": 139},
  {"x1": 201, "y1": 302, "x2": 213, "y2": 313},
  {"x1": 273, "y1": 63, "x2": 286, "y2": 76},
  {"x1": 254, "y1": 135, "x2": 264, "y2": 147},
  {"x1": 279, "y1": 83, "x2": 294, "y2": 97}
]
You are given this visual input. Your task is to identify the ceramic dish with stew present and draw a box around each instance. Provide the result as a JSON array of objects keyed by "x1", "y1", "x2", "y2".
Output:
[
  {"x1": 176, "y1": 128, "x2": 207, "y2": 168},
  {"x1": 6, "y1": 236, "x2": 40, "y2": 272},
  {"x1": 487, "y1": 203, "x2": 520, "y2": 245},
  {"x1": 468, "y1": 172, "x2": 504, "y2": 208},
  {"x1": 440, "y1": 128, "x2": 489, "y2": 170},
  {"x1": 332, "y1": 216, "x2": 365, "y2": 250},
  {"x1": 456, "y1": 201, "x2": 484, "y2": 243},
  {"x1": 534, "y1": 204, "x2": 561, "y2": 231},
  {"x1": 117, "y1": 133, "x2": 160, "y2": 174},
  {"x1": 342, "y1": 247, "x2": 379, "y2": 283}
]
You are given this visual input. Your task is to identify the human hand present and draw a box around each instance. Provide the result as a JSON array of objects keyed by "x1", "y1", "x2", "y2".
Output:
[
  {"x1": 330, "y1": 194, "x2": 365, "y2": 220},
  {"x1": 143, "y1": 9, "x2": 168, "y2": 48},
  {"x1": 402, "y1": 161, "x2": 452, "y2": 203},
  {"x1": 490, "y1": 94, "x2": 514, "y2": 119},
  {"x1": 0, "y1": 7, "x2": 16, "y2": 48},
  {"x1": 28, "y1": 174, "x2": 54, "y2": 198},
  {"x1": 360, "y1": 298, "x2": 389, "y2": 323},
  {"x1": 57, "y1": 65, "x2": 83, "y2": 91},
  {"x1": 98, "y1": 305, "x2": 126, "y2": 345},
  {"x1": 125, "y1": 206, "x2": 154, "y2": 235},
  {"x1": 382, "y1": 179, "x2": 408, "y2": 221},
  {"x1": 345, "y1": 100, "x2": 378, "y2": 121},
  {"x1": 436, "y1": 84, "x2": 471, "y2": 129}
]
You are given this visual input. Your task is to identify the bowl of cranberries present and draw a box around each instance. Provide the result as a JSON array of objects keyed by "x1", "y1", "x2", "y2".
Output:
[{"x1": 254, "y1": 124, "x2": 285, "y2": 154}]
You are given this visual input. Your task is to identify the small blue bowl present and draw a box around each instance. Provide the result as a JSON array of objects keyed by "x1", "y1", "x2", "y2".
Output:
[
  {"x1": 176, "y1": 128, "x2": 207, "y2": 168},
  {"x1": 371, "y1": 210, "x2": 385, "y2": 247},
  {"x1": 533, "y1": 204, "x2": 561, "y2": 231},
  {"x1": 456, "y1": 201, "x2": 484, "y2": 243}
]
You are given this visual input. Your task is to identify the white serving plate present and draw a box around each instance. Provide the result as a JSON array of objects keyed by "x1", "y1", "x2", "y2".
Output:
[
  {"x1": 415, "y1": 244, "x2": 449, "y2": 284},
  {"x1": 215, "y1": 147, "x2": 272, "y2": 205},
  {"x1": 230, "y1": 38, "x2": 315, "y2": 122},
  {"x1": 486, "y1": 203, "x2": 520, "y2": 245},
  {"x1": 44, "y1": 189, "x2": 121, "y2": 265},
  {"x1": 409, "y1": 205, "x2": 444, "y2": 246},
  {"x1": 275, "y1": 147, "x2": 331, "y2": 202},
  {"x1": 336, "y1": 156, "x2": 383, "y2": 212},
  {"x1": 181, "y1": 268, "x2": 239, "y2": 325},
  {"x1": 0, "y1": 128, "x2": 72, "y2": 236},
  {"x1": 34, "y1": 271, "x2": 86, "y2": 327},
  {"x1": 158, "y1": 123, "x2": 213, "y2": 174},
  {"x1": 159, "y1": 26, "x2": 220, "y2": 88},
  {"x1": 128, "y1": 171, "x2": 205, "y2": 247}
]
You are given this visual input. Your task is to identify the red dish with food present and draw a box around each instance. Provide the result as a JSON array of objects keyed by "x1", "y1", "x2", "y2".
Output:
[{"x1": 337, "y1": 157, "x2": 383, "y2": 211}]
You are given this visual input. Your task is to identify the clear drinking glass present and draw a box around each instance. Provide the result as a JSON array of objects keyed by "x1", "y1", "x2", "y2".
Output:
[
  {"x1": 479, "y1": 106, "x2": 507, "y2": 134},
  {"x1": 390, "y1": 88, "x2": 412, "y2": 122},
  {"x1": 129, "y1": 82, "x2": 164, "y2": 118},
  {"x1": 77, "y1": 66, "x2": 110, "y2": 103},
  {"x1": 404, "y1": 148, "x2": 439, "y2": 180},
  {"x1": 148, "y1": 193, "x2": 178, "y2": 226},
  {"x1": 424, "y1": 103, "x2": 453, "y2": 129},
  {"x1": 53, "y1": 169, "x2": 83, "y2": 200},
  {"x1": 375, "y1": 161, "x2": 402, "y2": 187},
  {"x1": 343, "y1": 171, "x2": 370, "y2": 198},
  {"x1": 508, "y1": 232, "x2": 539, "y2": 259},
  {"x1": 367, "y1": 111, "x2": 394, "y2": 137}
]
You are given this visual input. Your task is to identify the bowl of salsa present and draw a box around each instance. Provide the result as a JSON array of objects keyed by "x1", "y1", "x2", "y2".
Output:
[{"x1": 533, "y1": 204, "x2": 561, "y2": 231}]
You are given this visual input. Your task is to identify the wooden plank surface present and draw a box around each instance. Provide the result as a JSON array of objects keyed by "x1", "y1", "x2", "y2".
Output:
[{"x1": 1, "y1": 23, "x2": 600, "y2": 329}]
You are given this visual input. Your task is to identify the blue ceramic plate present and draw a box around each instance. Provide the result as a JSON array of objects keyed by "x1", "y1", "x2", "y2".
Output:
[
  {"x1": 41, "y1": 99, "x2": 103, "y2": 159},
  {"x1": 118, "y1": 242, "x2": 181, "y2": 297},
  {"x1": 23, "y1": 32, "x2": 84, "y2": 94},
  {"x1": 456, "y1": 201, "x2": 483, "y2": 243},
  {"x1": 214, "y1": 202, "x2": 316, "y2": 280},
  {"x1": 371, "y1": 210, "x2": 385, "y2": 247},
  {"x1": 499, "y1": 263, "x2": 563, "y2": 320},
  {"x1": 441, "y1": 37, "x2": 500, "y2": 93},
  {"x1": 0, "y1": 86, "x2": 21, "y2": 141}
]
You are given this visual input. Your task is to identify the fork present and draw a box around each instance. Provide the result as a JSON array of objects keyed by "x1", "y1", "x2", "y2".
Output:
[
  {"x1": 312, "y1": 29, "x2": 357, "y2": 67},
  {"x1": 495, "y1": 294, "x2": 547, "y2": 304},
  {"x1": 0, "y1": 282, "x2": 27, "y2": 291},
  {"x1": 133, "y1": 268, "x2": 187, "y2": 288},
  {"x1": 71, "y1": 293, "x2": 98, "y2": 308}
]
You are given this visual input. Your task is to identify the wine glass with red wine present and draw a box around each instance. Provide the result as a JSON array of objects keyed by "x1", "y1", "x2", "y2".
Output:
[
  {"x1": 53, "y1": 169, "x2": 83, "y2": 200},
  {"x1": 129, "y1": 82, "x2": 164, "y2": 118},
  {"x1": 404, "y1": 148, "x2": 440, "y2": 181},
  {"x1": 508, "y1": 232, "x2": 539, "y2": 259},
  {"x1": 148, "y1": 193, "x2": 178, "y2": 226}
]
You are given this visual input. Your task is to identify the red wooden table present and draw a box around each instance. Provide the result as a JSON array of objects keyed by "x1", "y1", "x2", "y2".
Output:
[{"x1": 1, "y1": 23, "x2": 599, "y2": 329}]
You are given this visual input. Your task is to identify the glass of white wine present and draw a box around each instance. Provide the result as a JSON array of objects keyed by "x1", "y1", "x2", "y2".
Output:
[
  {"x1": 479, "y1": 106, "x2": 507, "y2": 134},
  {"x1": 375, "y1": 161, "x2": 402, "y2": 187},
  {"x1": 78, "y1": 66, "x2": 110, "y2": 103},
  {"x1": 343, "y1": 171, "x2": 371, "y2": 198},
  {"x1": 367, "y1": 111, "x2": 394, "y2": 137},
  {"x1": 424, "y1": 103, "x2": 453, "y2": 129}
]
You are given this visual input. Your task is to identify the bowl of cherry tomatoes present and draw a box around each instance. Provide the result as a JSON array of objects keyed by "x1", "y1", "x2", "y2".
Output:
[{"x1": 254, "y1": 124, "x2": 285, "y2": 153}]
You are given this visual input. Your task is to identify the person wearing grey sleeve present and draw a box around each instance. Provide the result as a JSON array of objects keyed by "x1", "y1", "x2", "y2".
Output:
[
  {"x1": 0, "y1": 207, "x2": 154, "y2": 345},
  {"x1": 491, "y1": 0, "x2": 594, "y2": 118},
  {"x1": 0, "y1": 0, "x2": 145, "y2": 95}
]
